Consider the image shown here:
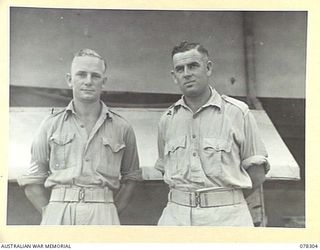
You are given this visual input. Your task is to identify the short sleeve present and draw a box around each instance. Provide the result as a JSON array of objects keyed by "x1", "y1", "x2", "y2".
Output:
[
  {"x1": 240, "y1": 111, "x2": 270, "y2": 173},
  {"x1": 17, "y1": 117, "x2": 51, "y2": 186}
]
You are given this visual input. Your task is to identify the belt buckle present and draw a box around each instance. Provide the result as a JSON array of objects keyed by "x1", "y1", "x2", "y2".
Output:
[
  {"x1": 194, "y1": 192, "x2": 201, "y2": 207},
  {"x1": 79, "y1": 188, "x2": 85, "y2": 202}
]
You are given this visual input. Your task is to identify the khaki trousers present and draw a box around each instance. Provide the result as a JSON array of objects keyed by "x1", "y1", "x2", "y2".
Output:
[
  {"x1": 158, "y1": 201, "x2": 254, "y2": 226},
  {"x1": 41, "y1": 202, "x2": 120, "y2": 225}
]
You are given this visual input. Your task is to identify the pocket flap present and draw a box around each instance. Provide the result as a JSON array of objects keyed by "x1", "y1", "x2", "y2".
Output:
[
  {"x1": 203, "y1": 138, "x2": 232, "y2": 152},
  {"x1": 50, "y1": 133, "x2": 75, "y2": 145},
  {"x1": 102, "y1": 137, "x2": 126, "y2": 152},
  {"x1": 165, "y1": 136, "x2": 186, "y2": 154}
]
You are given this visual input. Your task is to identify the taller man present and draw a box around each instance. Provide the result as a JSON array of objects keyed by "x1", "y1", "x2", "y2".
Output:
[{"x1": 155, "y1": 41, "x2": 270, "y2": 226}]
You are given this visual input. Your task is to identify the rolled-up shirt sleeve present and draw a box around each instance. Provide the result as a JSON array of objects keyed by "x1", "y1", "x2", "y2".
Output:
[
  {"x1": 17, "y1": 117, "x2": 51, "y2": 186},
  {"x1": 120, "y1": 124, "x2": 141, "y2": 182},
  {"x1": 240, "y1": 111, "x2": 270, "y2": 174}
]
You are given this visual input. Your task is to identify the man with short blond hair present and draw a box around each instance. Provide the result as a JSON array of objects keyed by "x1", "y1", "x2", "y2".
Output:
[{"x1": 18, "y1": 49, "x2": 140, "y2": 225}]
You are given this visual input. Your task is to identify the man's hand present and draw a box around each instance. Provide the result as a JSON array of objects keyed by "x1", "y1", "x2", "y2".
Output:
[{"x1": 24, "y1": 184, "x2": 50, "y2": 213}]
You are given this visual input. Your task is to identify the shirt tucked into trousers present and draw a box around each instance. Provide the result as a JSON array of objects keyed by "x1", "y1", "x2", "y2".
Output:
[
  {"x1": 18, "y1": 101, "x2": 140, "y2": 225},
  {"x1": 155, "y1": 87, "x2": 269, "y2": 226}
]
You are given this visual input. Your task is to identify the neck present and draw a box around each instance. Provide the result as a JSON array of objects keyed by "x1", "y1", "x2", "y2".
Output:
[
  {"x1": 73, "y1": 99, "x2": 101, "y2": 119},
  {"x1": 184, "y1": 86, "x2": 212, "y2": 113}
]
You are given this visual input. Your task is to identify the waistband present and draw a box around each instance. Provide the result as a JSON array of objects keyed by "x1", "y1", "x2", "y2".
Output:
[
  {"x1": 168, "y1": 188, "x2": 244, "y2": 208},
  {"x1": 50, "y1": 186, "x2": 114, "y2": 203}
]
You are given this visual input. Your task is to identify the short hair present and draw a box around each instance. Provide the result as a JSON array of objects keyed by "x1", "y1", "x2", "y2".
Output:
[
  {"x1": 72, "y1": 48, "x2": 107, "y2": 72},
  {"x1": 171, "y1": 41, "x2": 209, "y2": 58}
]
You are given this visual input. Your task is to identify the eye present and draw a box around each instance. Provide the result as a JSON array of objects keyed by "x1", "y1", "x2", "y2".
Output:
[
  {"x1": 91, "y1": 73, "x2": 101, "y2": 79},
  {"x1": 76, "y1": 72, "x2": 87, "y2": 78},
  {"x1": 188, "y1": 63, "x2": 199, "y2": 70},
  {"x1": 175, "y1": 66, "x2": 184, "y2": 73}
]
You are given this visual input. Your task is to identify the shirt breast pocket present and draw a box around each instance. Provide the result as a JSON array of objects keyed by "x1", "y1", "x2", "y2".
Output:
[
  {"x1": 164, "y1": 136, "x2": 186, "y2": 174},
  {"x1": 98, "y1": 137, "x2": 126, "y2": 178},
  {"x1": 202, "y1": 137, "x2": 232, "y2": 177},
  {"x1": 49, "y1": 132, "x2": 75, "y2": 170}
]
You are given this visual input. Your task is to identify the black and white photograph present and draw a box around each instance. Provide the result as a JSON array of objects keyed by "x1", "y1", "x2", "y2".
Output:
[
  {"x1": 7, "y1": 7, "x2": 306, "y2": 228},
  {"x1": 2, "y1": 1, "x2": 318, "y2": 244}
]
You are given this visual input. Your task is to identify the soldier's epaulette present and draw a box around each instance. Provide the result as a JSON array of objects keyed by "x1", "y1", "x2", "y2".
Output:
[
  {"x1": 109, "y1": 109, "x2": 134, "y2": 123},
  {"x1": 165, "y1": 104, "x2": 176, "y2": 116},
  {"x1": 108, "y1": 109, "x2": 122, "y2": 119},
  {"x1": 50, "y1": 107, "x2": 65, "y2": 116},
  {"x1": 221, "y1": 95, "x2": 249, "y2": 115}
]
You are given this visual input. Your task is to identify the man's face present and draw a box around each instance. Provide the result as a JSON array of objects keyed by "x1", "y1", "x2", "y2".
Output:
[
  {"x1": 171, "y1": 48, "x2": 212, "y2": 97},
  {"x1": 67, "y1": 56, "x2": 106, "y2": 103}
]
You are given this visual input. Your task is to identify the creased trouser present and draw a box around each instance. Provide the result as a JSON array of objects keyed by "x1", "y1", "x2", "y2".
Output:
[
  {"x1": 41, "y1": 202, "x2": 120, "y2": 225},
  {"x1": 158, "y1": 201, "x2": 254, "y2": 226}
]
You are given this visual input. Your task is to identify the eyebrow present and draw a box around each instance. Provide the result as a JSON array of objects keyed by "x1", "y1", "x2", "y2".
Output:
[
  {"x1": 174, "y1": 61, "x2": 200, "y2": 70},
  {"x1": 75, "y1": 71, "x2": 102, "y2": 76},
  {"x1": 91, "y1": 72, "x2": 102, "y2": 77},
  {"x1": 188, "y1": 62, "x2": 200, "y2": 66}
]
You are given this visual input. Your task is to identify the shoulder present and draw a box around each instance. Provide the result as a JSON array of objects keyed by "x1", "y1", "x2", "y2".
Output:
[
  {"x1": 34, "y1": 108, "x2": 66, "y2": 135},
  {"x1": 108, "y1": 109, "x2": 133, "y2": 129},
  {"x1": 42, "y1": 108, "x2": 66, "y2": 125},
  {"x1": 49, "y1": 107, "x2": 66, "y2": 117},
  {"x1": 159, "y1": 103, "x2": 176, "y2": 122},
  {"x1": 221, "y1": 95, "x2": 249, "y2": 116},
  {"x1": 164, "y1": 103, "x2": 176, "y2": 116}
]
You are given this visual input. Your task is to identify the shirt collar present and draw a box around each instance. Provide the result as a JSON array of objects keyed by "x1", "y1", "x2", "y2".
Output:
[
  {"x1": 65, "y1": 100, "x2": 113, "y2": 120},
  {"x1": 65, "y1": 100, "x2": 76, "y2": 115},
  {"x1": 174, "y1": 85, "x2": 222, "y2": 110}
]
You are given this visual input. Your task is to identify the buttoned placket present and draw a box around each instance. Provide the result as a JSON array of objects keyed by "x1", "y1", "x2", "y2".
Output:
[
  {"x1": 75, "y1": 112, "x2": 109, "y2": 175},
  {"x1": 190, "y1": 113, "x2": 198, "y2": 162},
  {"x1": 83, "y1": 113, "x2": 106, "y2": 153},
  {"x1": 167, "y1": 94, "x2": 224, "y2": 188},
  {"x1": 71, "y1": 115, "x2": 89, "y2": 175},
  {"x1": 188, "y1": 110, "x2": 204, "y2": 183}
]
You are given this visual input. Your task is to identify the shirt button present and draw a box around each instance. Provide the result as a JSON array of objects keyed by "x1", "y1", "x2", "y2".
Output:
[
  {"x1": 80, "y1": 125, "x2": 84, "y2": 128},
  {"x1": 193, "y1": 152, "x2": 197, "y2": 157},
  {"x1": 85, "y1": 158, "x2": 90, "y2": 162},
  {"x1": 192, "y1": 135, "x2": 196, "y2": 139}
]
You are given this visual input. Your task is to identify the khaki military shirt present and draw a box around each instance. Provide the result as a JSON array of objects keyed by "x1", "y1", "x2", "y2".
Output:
[
  {"x1": 155, "y1": 88, "x2": 269, "y2": 192},
  {"x1": 18, "y1": 101, "x2": 140, "y2": 190}
]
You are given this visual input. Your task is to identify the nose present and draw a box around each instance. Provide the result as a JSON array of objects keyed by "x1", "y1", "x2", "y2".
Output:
[
  {"x1": 84, "y1": 74, "x2": 93, "y2": 85},
  {"x1": 183, "y1": 67, "x2": 191, "y2": 78}
]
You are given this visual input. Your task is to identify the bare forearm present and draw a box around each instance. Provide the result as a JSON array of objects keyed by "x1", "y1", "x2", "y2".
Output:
[
  {"x1": 243, "y1": 165, "x2": 266, "y2": 198},
  {"x1": 114, "y1": 180, "x2": 136, "y2": 214},
  {"x1": 24, "y1": 184, "x2": 50, "y2": 213}
]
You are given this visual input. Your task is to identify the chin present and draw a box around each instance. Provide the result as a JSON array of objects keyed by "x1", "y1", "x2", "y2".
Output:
[
  {"x1": 182, "y1": 88, "x2": 198, "y2": 96},
  {"x1": 79, "y1": 96, "x2": 99, "y2": 103}
]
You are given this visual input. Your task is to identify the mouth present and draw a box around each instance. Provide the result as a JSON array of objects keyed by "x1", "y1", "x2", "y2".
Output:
[
  {"x1": 81, "y1": 89, "x2": 95, "y2": 92},
  {"x1": 184, "y1": 80, "x2": 196, "y2": 86}
]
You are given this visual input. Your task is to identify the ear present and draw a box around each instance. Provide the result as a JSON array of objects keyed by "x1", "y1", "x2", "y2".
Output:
[
  {"x1": 170, "y1": 70, "x2": 178, "y2": 84},
  {"x1": 206, "y1": 60, "x2": 213, "y2": 77},
  {"x1": 66, "y1": 73, "x2": 72, "y2": 88}
]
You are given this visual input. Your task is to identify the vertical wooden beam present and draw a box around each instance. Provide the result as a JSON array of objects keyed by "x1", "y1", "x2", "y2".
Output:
[
  {"x1": 242, "y1": 12, "x2": 267, "y2": 226},
  {"x1": 243, "y1": 12, "x2": 263, "y2": 110}
]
